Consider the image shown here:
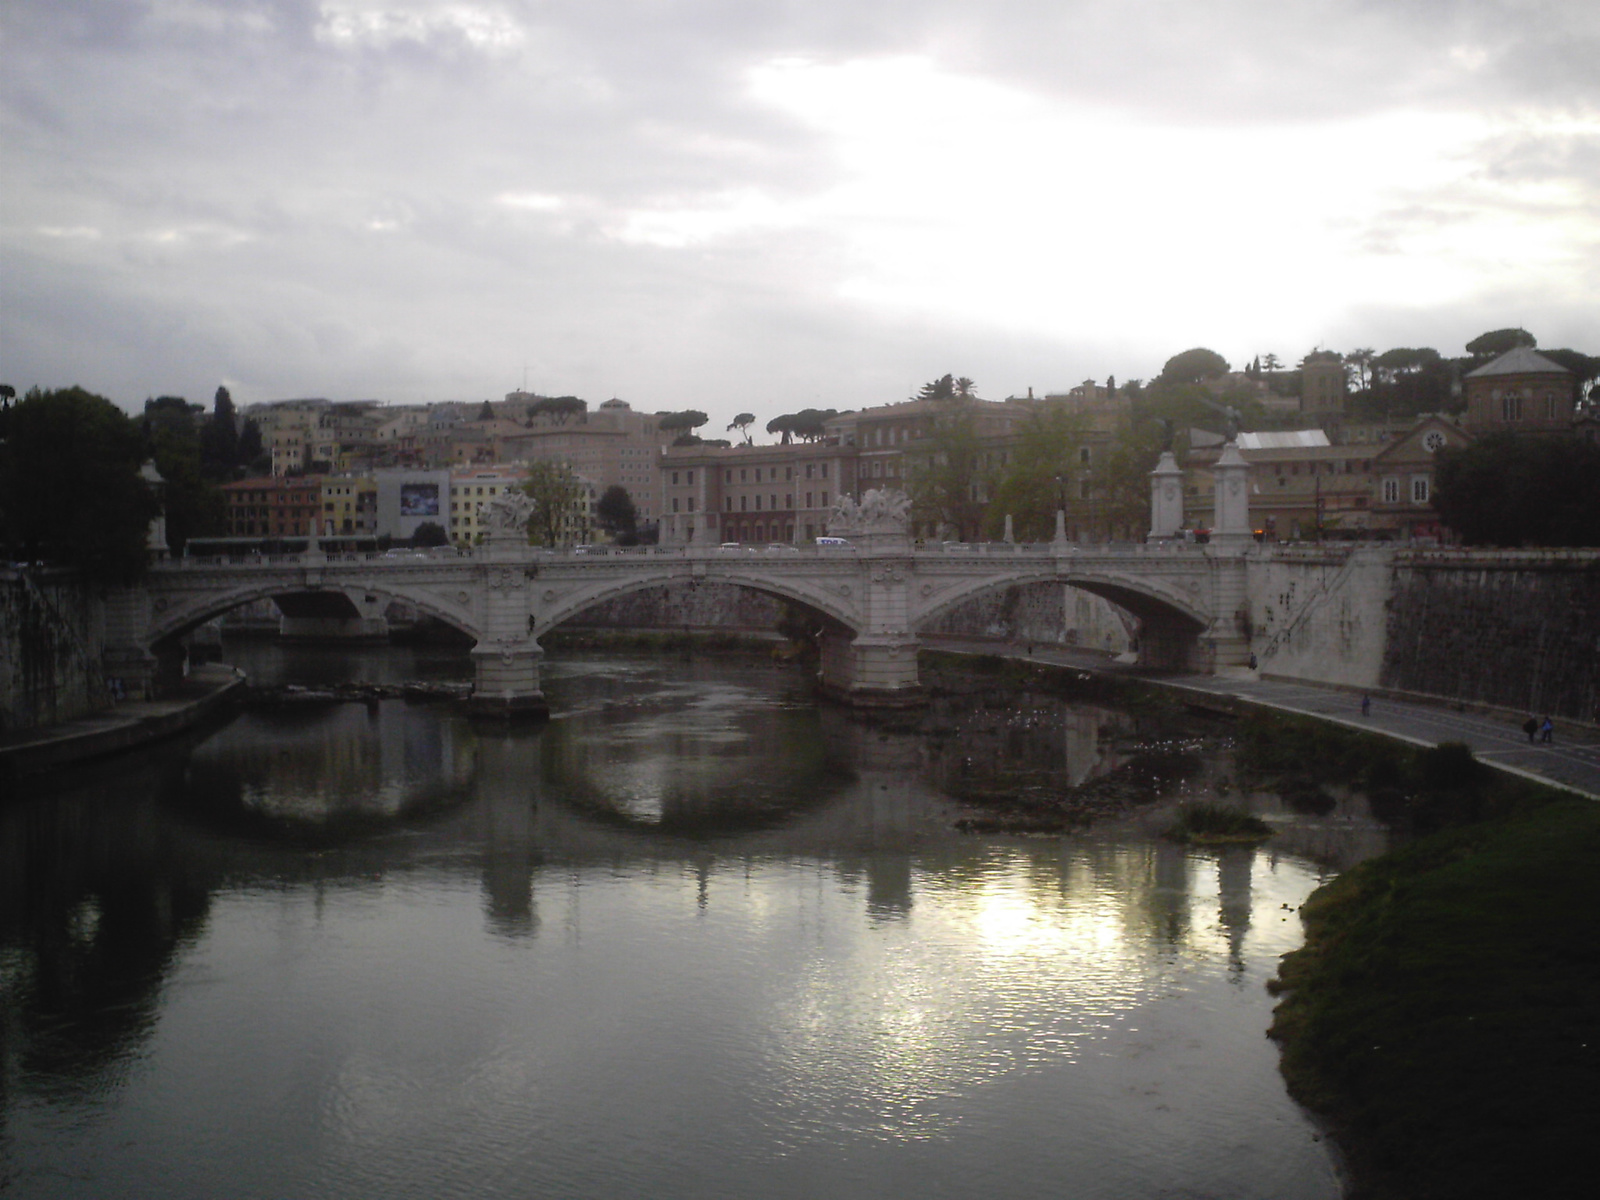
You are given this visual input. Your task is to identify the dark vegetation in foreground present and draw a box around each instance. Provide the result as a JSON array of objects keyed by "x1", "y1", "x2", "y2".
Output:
[{"x1": 1247, "y1": 714, "x2": 1600, "y2": 1200}]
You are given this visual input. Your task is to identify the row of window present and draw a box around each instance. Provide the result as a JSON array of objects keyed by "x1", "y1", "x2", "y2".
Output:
[
  {"x1": 708, "y1": 462, "x2": 831, "y2": 485},
  {"x1": 1498, "y1": 394, "x2": 1564, "y2": 421},
  {"x1": 721, "y1": 524, "x2": 813, "y2": 542},
  {"x1": 228, "y1": 506, "x2": 317, "y2": 519},
  {"x1": 721, "y1": 491, "x2": 829, "y2": 513},
  {"x1": 1381, "y1": 476, "x2": 1430, "y2": 504},
  {"x1": 1273, "y1": 460, "x2": 1373, "y2": 476}
]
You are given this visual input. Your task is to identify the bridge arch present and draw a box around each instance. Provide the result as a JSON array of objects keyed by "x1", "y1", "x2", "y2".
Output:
[
  {"x1": 145, "y1": 580, "x2": 484, "y2": 647},
  {"x1": 911, "y1": 567, "x2": 1211, "y2": 668},
  {"x1": 531, "y1": 565, "x2": 863, "y2": 639}
]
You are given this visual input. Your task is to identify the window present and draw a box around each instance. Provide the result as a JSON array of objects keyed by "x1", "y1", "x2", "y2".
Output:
[
  {"x1": 785, "y1": 494, "x2": 792, "y2": 508},
  {"x1": 672, "y1": 498, "x2": 680, "y2": 513},
  {"x1": 672, "y1": 472, "x2": 679, "y2": 485},
  {"x1": 806, "y1": 491, "x2": 813, "y2": 508},
  {"x1": 820, "y1": 464, "x2": 828, "y2": 478},
  {"x1": 785, "y1": 467, "x2": 793, "y2": 480},
  {"x1": 740, "y1": 469, "x2": 748, "y2": 482},
  {"x1": 687, "y1": 497, "x2": 695, "y2": 512},
  {"x1": 725, "y1": 497, "x2": 733, "y2": 512},
  {"x1": 820, "y1": 490, "x2": 828, "y2": 507},
  {"x1": 1382, "y1": 477, "x2": 1400, "y2": 504},
  {"x1": 687, "y1": 471, "x2": 694, "y2": 485},
  {"x1": 725, "y1": 470, "x2": 732, "y2": 483},
  {"x1": 1502, "y1": 393, "x2": 1523, "y2": 421},
  {"x1": 740, "y1": 495, "x2": 748, "y2": 511},
  {"x1": 754, "y1": 495, "x2": 761, "y2": 510},
  {"x1": 770, "y1": 495, "x2": 777, "y2": 510},
  {"x1": 805, "y1": 464, "x2": 814, "y2": 479},
  {"x1": 1079, "y1": 447, "x2": 1091, "y2": 466},
  {"x1": 1411, "y1": 476, "x2": 1430, "y2": 504}
]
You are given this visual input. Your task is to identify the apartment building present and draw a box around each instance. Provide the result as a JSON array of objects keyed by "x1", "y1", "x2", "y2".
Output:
[
  {"x1": 220, "y1": 476, "x2": 323, "y2": 537},
  {"x1": 319, "y1": 476, "x2": 377, "y2": 536},
  {"x1": 659, "y1": 441, "x2": 856, "y2": 545},
  {"x1": 498, "y1": 398, "x2": 669, "y2": 526}
]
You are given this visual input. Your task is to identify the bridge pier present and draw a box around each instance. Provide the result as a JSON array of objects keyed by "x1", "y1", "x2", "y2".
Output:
[
  {"x1": 817, "y1": 630, "x2": 923, "y2": 707},
  {"x1": 469, "y1": 638, "x2": 549, "y2": 720},
  {"x1": 469, "y1": 526, "x2": 548, "y2": 719}
]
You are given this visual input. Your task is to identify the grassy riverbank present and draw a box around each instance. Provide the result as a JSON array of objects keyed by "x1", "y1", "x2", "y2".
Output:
[{"x1": 1270, "y1": 784, "x2": 1600, "y2": 1198}]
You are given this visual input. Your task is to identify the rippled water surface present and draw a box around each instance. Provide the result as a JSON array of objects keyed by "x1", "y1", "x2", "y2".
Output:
[{"x1": 0, "y1": 645, "x2": 1388, "y2": 1199}]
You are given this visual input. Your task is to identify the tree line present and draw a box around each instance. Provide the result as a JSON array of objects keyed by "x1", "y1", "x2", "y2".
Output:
[{"x1": 0, "y1": 386, "x2": 265, "y2": 582}]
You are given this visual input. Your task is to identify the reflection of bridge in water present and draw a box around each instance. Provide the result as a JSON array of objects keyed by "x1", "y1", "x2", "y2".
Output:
[{"x1": 115, "y1": 529, "x2": 1250, "y2": 715}]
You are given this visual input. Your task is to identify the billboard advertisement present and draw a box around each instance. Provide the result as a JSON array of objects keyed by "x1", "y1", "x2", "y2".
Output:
[{"x1": 400, "y1": 483, "x2": 440, "y2": 517}]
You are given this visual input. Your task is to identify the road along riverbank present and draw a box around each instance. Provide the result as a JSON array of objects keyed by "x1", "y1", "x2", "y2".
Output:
[{"x1": 0, "y1": 662, "x2": 245, "y2": 781}]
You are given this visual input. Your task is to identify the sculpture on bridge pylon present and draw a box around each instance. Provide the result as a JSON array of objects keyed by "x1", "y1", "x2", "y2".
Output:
[
  {"x1": 484, "y1": 489, "x2": 537, "y2": 540},
  {"x1": 829, "y1": 488, "x2": 911, "y2": 537}
]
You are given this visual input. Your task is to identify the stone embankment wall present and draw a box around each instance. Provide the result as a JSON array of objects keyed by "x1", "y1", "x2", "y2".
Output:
[
  {"x1": 1249, "y1": 547, "x2": 1393, "y2": 690},
  {"x1": 921, "y1": 583, "x2": 1134, "y2": 654},
  {"x1": 1382, "y1": 551, "x2": 1600, "y2": 723},
  {"x1": 1248, "y1": 546, "x2": 1600, "y2": 724},
  {"x1": 561, "y1": 584, "x2": 785, "y2": 630},
  {"x1": 0, "y1": 568, "x2": 108, "y2": 735}
]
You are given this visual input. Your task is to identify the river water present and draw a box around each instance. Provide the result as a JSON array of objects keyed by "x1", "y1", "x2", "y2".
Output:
[{"x1": 0, "y1": 644, "x2": 1389, "y2": 1199}]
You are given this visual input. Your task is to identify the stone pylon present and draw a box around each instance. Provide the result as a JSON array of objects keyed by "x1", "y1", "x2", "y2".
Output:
[
  {"x1": 819, "y1": 490, "x2": 922, "y2": 706},
  {"x1": 1210, "y1": 441, "x2": 1254, "y2": 549},
  {"x1": 1148, "y1": 450, "x2": 1184, "y2": 540},
  {"x1": 469, "y1": 523, "x2": 547, "y2": 719}
]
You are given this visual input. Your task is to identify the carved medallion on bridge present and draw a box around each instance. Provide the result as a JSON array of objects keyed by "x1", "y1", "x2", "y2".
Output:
[
  {"x1": 830, "y1": 487, "x2": 910, "y2": 536},
  {"x1": 487, "y1": 566, "x2": 525, "y2": 591},
  {"x1": 870, "y1": 565, "x2": 906, "y2": 584}
]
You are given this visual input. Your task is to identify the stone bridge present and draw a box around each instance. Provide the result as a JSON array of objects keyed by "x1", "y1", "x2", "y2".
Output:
[{"x1": 111, "y1": 524, "x2": 1250, "y2": 716}]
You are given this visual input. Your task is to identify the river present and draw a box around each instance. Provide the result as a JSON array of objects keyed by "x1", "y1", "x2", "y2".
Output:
[{"x1": 0, "y1": 643, "x2": 1390, "y2": 1199}]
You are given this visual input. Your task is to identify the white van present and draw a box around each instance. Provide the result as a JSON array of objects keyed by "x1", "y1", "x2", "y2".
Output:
[{"x1": 814, "y1": 536, "x2": 852, "y2": 548}]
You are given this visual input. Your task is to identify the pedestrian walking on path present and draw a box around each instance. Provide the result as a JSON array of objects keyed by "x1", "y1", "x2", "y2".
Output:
[
  {"x1": 1523, "y1": 716, "x2": 1539, "y2": 743},
  {"x1": 1361, "y1": 694, "x2": 1371, "y2": 717},
  {"x1": 1541, "y1": 717, "x2": 1555, "y2": 744}
]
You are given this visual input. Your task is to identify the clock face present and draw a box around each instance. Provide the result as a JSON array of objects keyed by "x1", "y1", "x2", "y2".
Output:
[{"x1": 1422, "y1": 430, "x2": 1447, "y2": 452}]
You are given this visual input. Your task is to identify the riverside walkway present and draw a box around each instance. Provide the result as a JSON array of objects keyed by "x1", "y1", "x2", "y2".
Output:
[
  {"x1": 0, "y1": 663, "x2": 244, "y2": 779},
  {"x1": 925, "y1": 636, "x2": 1600, "y2": 800}
]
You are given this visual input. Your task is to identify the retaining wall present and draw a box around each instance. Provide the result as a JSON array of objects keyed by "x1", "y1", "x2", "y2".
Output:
[
  {"x1": 0, "y1": 569, "x2": 108, "y2": 735},
  {"x1": 1382, "y1": 551, "x2": 1600, "y2": 723},
  {"x1": 1249, "y1": 547, "x2": 1393, "y2": 690}
]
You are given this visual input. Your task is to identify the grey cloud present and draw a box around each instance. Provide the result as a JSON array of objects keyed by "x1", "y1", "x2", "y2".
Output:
[{"x1": 3, "y1": 0, "x2": 1595, "y2": 424}]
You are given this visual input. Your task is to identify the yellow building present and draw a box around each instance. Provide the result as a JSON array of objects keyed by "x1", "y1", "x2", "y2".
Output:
[
  {"x1": 319, "y1": 475, "x2": 377, "y2": 536},
  {"x1": 449, "y1": 467, "x2": 526, "y2": 545}
]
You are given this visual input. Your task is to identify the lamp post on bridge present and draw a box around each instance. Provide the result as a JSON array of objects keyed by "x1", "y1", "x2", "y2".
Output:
[{"x1": 1053, "y1": 474, "x2": 1067, "y2": 544}]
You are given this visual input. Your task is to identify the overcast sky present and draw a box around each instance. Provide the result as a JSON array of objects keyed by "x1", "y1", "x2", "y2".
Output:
[{"x1": 3, "y1": 1, "x2": 1596, "y2": 431}]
